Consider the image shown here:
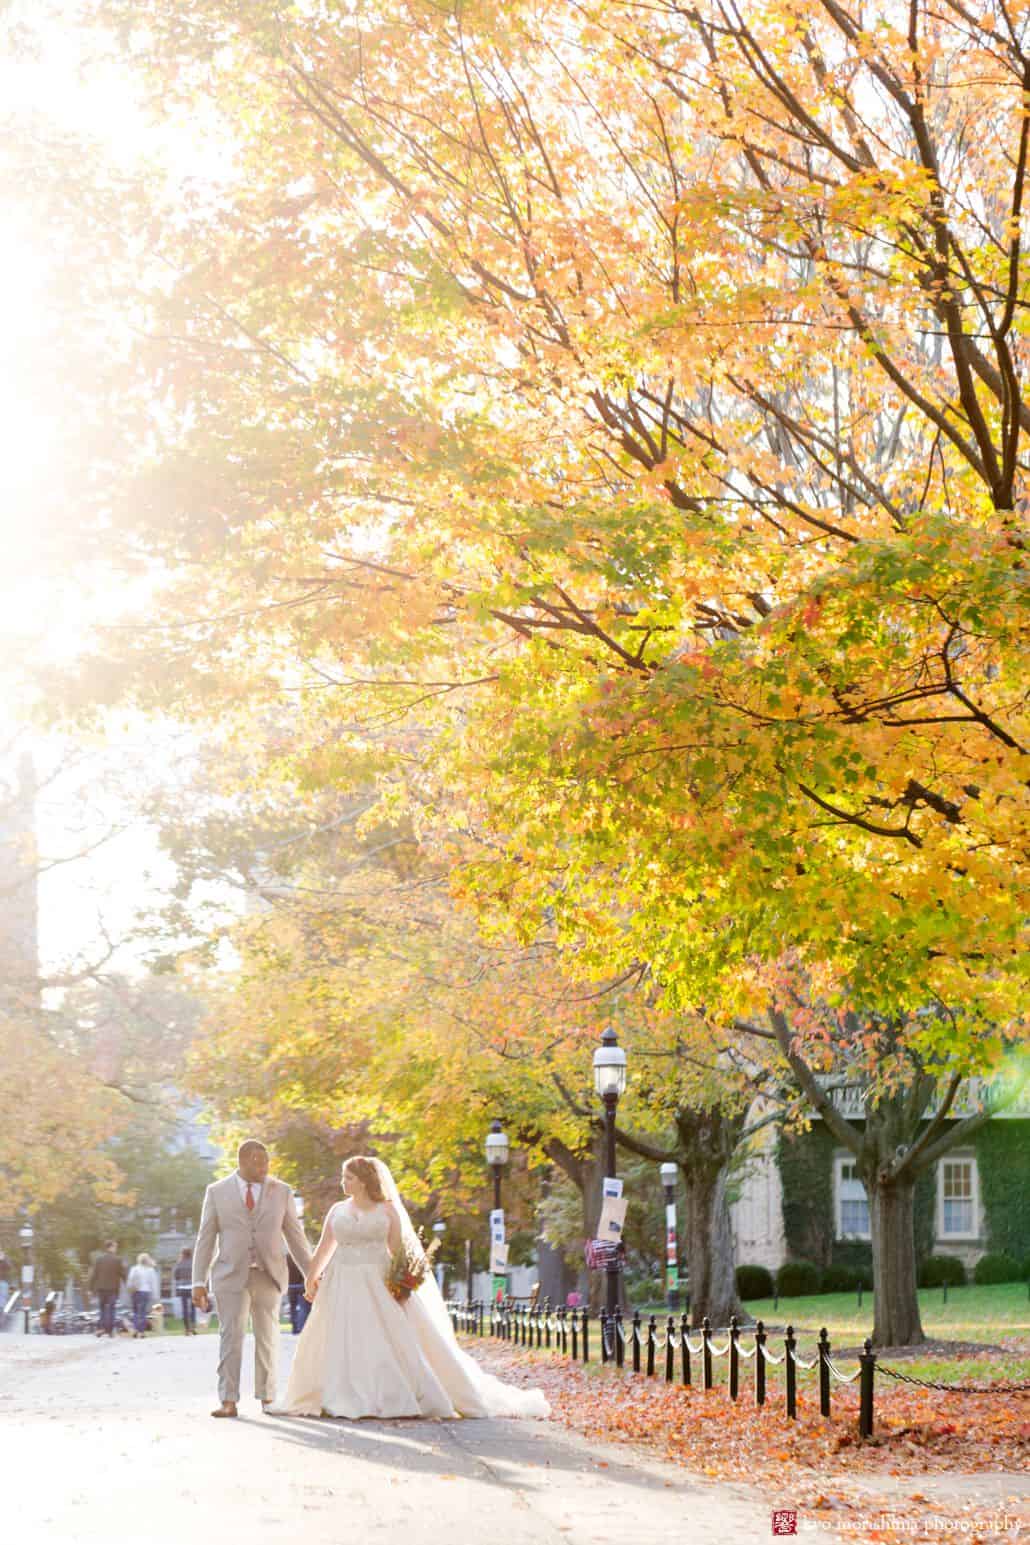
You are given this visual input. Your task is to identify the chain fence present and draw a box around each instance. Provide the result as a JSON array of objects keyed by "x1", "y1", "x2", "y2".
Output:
[{"x1": 447, "y1": 1299, "x2": 1028, "y2": 1439}]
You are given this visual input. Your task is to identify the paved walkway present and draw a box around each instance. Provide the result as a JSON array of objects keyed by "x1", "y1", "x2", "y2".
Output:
[{"x1": 1, "y1": 1331, "x2": 832, "y2": 1544}]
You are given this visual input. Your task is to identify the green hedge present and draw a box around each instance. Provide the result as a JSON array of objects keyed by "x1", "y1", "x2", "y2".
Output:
[
  {"x1": 973, "y1": 1251, "x2": 1021, "y2": 1285},
  {"x1": 821, "y1": 1263, "x2": 869, "y2": 1292},
  {"x1": 776, "y1": 1259, "x2": 822, "y2": 1297},
  {"x1": 736, "y1": 1264, "x2": 775, "y2": 1300},
  {"x1": 919, "y1": 1254, "x2": 966, "y2": 1287}
]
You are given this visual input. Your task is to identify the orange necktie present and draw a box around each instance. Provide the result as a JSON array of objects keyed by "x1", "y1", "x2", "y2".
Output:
[{"x1": 246, "y1": 1184, "x2": 255, "y2": 1211}]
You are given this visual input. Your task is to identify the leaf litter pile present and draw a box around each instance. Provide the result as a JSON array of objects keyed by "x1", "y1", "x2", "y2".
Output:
[{"x1": 466, "y1": 1339, "x2": 1029, "y2": 1543}]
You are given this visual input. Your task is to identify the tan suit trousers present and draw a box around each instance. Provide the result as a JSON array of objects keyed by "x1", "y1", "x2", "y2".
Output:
[{"x1": 214, "y1": 1267, "x2": 282, "y2": 1404}]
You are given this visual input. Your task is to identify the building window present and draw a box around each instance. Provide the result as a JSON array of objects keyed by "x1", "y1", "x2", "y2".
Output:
[
  {"x1": 938, "y1": 1155, "x2": 978, "y2": 1240},
  {"x1": 834, "y1": 1155, "x2": 870, "y2": 1240}
]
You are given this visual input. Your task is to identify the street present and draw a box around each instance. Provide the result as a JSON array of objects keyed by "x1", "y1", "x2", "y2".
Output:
[{"x1": 1, "y1": 1330, "x2": 831, "y2": 1545}]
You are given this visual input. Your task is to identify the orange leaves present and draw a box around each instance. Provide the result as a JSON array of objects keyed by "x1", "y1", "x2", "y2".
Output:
[{"x1": 465, "y1": 1341, "x2": 1030, "y2": 1542}]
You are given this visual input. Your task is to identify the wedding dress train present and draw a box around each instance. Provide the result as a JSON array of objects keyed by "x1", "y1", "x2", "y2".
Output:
[{"x1": 272, "y1": 1201, "x2": 549, "y2": 1421}]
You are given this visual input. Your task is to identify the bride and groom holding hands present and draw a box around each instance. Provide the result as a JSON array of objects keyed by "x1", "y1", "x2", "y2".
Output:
[{"x1": 191, "y1": 1140, "x2": 549, "y2": 1422}]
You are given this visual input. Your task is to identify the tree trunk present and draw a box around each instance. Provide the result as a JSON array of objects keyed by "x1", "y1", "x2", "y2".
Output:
[
  {"x1": 869, "y1": 1171, "x2": 924, "y2": 1347},
  {"x1": 684, "y1": 1162, "x2": 741, "y2": 1328},
  {"x1": 535, "y1": 1166, "x2": 576, "y2": 1306},
  {"x1": 544, "y1": 1132, "x2": 625, "y2": 1312}
]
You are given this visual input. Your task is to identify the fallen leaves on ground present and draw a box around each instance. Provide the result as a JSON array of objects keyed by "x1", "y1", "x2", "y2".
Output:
[{"x1": 464, "y1": 1339, "x2": 1030, "y2": 1544}]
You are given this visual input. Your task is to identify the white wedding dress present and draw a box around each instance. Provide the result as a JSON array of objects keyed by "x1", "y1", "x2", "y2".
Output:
[{"x1": 273, "y1": 1200, "x2": 549, "y2": 1421}]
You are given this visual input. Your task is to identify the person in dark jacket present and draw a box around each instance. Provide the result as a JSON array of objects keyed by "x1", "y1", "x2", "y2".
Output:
[
  {"x1": 173, "y1": 1247, "x2": 197, "y2": 1334},
  {"x1": 88, "y1": 1242, "x2": 125, "y2": 1337},
  {"x1": 287, "y1": 1254, "x2": 310, "y2": 1335}
]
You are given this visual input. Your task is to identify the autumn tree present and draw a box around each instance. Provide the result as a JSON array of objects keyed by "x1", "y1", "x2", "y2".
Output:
[{"x1": 35, "y1": 0, "x2": 1030, "y2": 1341}]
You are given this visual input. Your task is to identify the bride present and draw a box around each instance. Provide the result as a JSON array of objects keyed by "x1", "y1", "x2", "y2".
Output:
[{"x1": 271, "y1": 1155, "x2": 550, "y2": 1420}]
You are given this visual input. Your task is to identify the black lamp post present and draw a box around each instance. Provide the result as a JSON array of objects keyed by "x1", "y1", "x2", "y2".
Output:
[
  {"x1": 485, "y1": 1119, "x2": 508, "y2": 1214},
  {"x1": 485, "y1": 1120, "x2": 509, "y2": 1303},
  {"x1": 593, "y1": 1026, "x2": 627, "y2": 1316},
  {"x1": 18, "y1": 1221, "x2": 34, "y2": 1334}
]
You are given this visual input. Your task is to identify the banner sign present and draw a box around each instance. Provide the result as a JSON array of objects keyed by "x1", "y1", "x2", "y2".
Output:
[
  {"x1": 665, "y1": 1201, "x2": 678, "y2": 1294},
  {"x1": 597, "y1": 1196, "x2": 627, "y2": 1241}
]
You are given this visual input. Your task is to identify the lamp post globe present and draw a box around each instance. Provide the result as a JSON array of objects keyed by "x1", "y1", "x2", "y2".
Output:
[
  {"x1": 485, "y1": 1119, "x2": 508, "y2": 1213},
  {"x1": 592, "y1": 1028, "x2": 628, "y2": 1316}
]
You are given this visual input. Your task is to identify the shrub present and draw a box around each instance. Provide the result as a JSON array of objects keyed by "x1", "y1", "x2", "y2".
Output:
[
  {"x1": 736, "y1": 1264, "x2": 774, "y2": 1300},
  {"x1": 776, "y1": 1260, "x2": 822, "y2": 1297},
  {"x1": 625, "y1": 1275, "x2": 660, "y2": 1307},
  {"x1": 973, "y1": 1251, "x2": 1021, "y2": 1285},
  {"x1": 821, "y1": 1264, "x2": 869, "y2": 1293},
  {"x1": 830, "y1": 1239, "x2": 873, "y2": 1274},
  {"x1": 919, "y1": 1254, "x2": 966, "y2": 1288}
]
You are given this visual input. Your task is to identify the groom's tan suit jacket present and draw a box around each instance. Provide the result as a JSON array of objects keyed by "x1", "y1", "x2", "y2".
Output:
[{"x1": 192, "y1": 1175, "x2": 312, "y2": 1294}]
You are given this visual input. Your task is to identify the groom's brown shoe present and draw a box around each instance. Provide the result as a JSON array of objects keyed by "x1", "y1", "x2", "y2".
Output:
[{"x1": 211, "y1": 1402, "x2": 238, "y2": 1418}]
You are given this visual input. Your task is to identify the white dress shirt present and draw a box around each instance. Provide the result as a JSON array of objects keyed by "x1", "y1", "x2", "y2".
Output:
[
  {"x1": 236, "y1": 1174, "x2": 263, "y2": 1210},
  {"x1": 237, "y1": 1173, "x2": 263, "y2": 1266}
]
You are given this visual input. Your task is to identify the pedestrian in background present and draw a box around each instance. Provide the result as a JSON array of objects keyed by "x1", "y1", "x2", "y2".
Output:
[
  {"x1": 89, "y1": 1242, "x2": 125, "y2": 1337},
  {"x1": 127, "y1": 1252, "x2": 160, "y2": 1338},
  {"x1": 287, "y1": 1254, "x2": 310, "y2": 1335},
  {"x1": 173, "y1": 1247, "x2": 197, "y2": 1334},
  {"x1": 0, "y1": 1256, "x2": 10, "y2": 1329}
]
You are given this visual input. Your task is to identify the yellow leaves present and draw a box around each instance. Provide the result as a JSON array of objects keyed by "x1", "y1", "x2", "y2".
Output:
[{"x1": 0, "y1": 1014, "x2": 129, "y2": 1212}]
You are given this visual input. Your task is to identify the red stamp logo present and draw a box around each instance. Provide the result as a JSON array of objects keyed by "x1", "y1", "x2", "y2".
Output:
[{"x1": 772, "y1": 1511, "x2": 798, "y2": 1536}]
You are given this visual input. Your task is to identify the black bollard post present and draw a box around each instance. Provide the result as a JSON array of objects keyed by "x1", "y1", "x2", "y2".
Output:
[
  {"x1": 581, "y1": 1309, "x2": 590, "y2": 1363},
  {"x1": 571, "y1": 1310, "x2": 579, "y2": 1361},
  {"x1": 702, "y1": 1315, "x2": 713, "y2": 1391},
  {"x1": 665, "y1": 1316, "x2": 675, "y2": 1383},
  {"x1": 755, "y1": 1321, "x2": 766, "y2": 1406},
  {"x1": 614, "y1": 1308, "x2": 624, "y2": 1369},
  {"x1": 600, "y1": 1309, "x2": 610, "y2": 1364},
  {"x1": 632, "y1": 1310, "x2": 642, "y2": 1373},
  {"x1": 818, "y1": 1327, "x2": 831, "y2": 1420},
  {"x1": 647, "y1": 1315, "x2": 657, "y2": 1377},
  {"x1": 785, "y1": 1325, "x2": 797, "y2": 1420},
  {"x1": 859, "y1": 1337, "x2": 876, "y2": 1440},
  {"x1": 729, "y1": 1315, "x2": 739, "y2": 1402},
  {"x1": 680, "y1": 1313, "x2": 691, "y2": 1386}
]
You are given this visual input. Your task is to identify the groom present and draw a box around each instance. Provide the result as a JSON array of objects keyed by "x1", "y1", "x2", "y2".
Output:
[{"x1": 192, "y1": 1140, "x2": 312, "y2": 1418}]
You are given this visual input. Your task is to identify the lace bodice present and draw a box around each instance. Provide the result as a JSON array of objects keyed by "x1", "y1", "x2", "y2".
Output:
[{"x1": 330, "y1": 1202, "x2": 390, "y2": 1269}]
